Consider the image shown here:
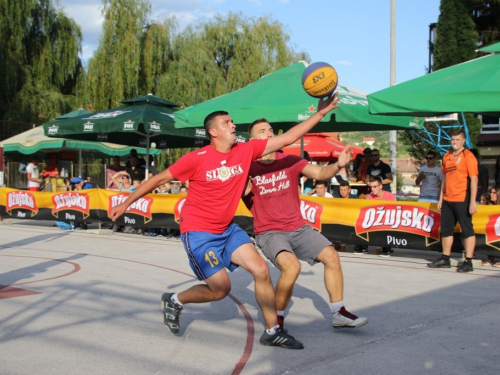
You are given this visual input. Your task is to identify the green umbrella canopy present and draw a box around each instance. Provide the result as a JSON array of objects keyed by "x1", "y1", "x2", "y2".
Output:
[
  {"x1": 120, "y1": 94, "x2": 179, "y2": 108},
  {"x1": 55, "y1": 108, "x2": 92, "y2": 119},
  {"x1": 174, "y1": 62, "x2": 423, "y2": 133},
  {"x1": 44, "y1": 95, "x2": 248, "y2": 148},
  {"x1": 42, "y1": 94, "x2": 225, "y2": 149},
  {"x1": 368, "y1": 43, "x2": 500, "y2": 117},
  {"x1": 1, "y1": 126, "x2": 160, "y2": 157}
]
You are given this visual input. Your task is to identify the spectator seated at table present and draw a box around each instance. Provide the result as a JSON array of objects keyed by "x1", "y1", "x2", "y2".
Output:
[{"x1": 42, "y1": 157, "x2": 59, "y2": 178}]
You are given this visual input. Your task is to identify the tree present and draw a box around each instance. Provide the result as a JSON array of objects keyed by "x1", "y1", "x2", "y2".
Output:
[
  {"x1": 433, "y1": 0, "x2": 478, "y2": 70},
  {"x1": 0, "y1": 0, "x2": 83, "y2": 139},
  {"x1": 399, "y1": 0, "x2": 481, "y2": 160},
  {"x1": 465, "y1": 0, "x2": 500, "y2": 45},
  {"x1": 84, "y1": 0, "x2": 153, "y2": 110},
  {"x1": 158, "y1": 12, "x2": 309, "y2": 108}
]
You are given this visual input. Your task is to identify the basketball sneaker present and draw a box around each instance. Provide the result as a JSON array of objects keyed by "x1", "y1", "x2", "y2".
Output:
[
  {"x1": 259, "y1": 327, "x2": 304, "y2": 349},
  {"x1": 161, "y1": 293, "x2": 183, "y2": 334},
  {"x1": 457, "y1": 260, "x2": 473, "y2": 273},
  {"x1": 332, "y1": 307, "x2": 369, "y2": 329},
  {"x1": 427, "y1": 257, "x2": 451, "y2": 268}
]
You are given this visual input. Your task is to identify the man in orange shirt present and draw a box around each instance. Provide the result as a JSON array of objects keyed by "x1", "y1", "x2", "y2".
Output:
[{"x1": 428, "y1": 129, "x2": 478, "y2": 272}]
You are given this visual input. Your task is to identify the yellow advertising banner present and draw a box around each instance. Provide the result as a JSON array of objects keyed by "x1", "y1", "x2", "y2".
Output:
[{"x1": 1, "y1": 187, "x2": 498, "y2": 255}]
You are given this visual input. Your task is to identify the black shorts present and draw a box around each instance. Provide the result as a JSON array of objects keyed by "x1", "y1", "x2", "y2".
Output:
[{"x1": 441, "y1": 200, "x2": 474, "y2": 238}]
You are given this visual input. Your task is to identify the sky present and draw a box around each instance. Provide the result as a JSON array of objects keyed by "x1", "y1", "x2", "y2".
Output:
[{"x1": 58, "y1": 0, "x2": 441, "y2": 94}]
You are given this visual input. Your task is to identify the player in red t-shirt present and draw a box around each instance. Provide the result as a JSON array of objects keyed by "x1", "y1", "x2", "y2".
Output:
[
  {"x1": 110, "y1": 93, "x2": 341, "y2": 350},
  {"x1": 243, "y1": 119, "x2": 368, "y2": 331}
]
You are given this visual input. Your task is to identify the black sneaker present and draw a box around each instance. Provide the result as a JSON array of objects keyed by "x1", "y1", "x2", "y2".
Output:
[
  {"x1": 259, "y1": 327, "x2": 304, "y2": 349},
  {"x1": 427, "y1": 257, "x2": 451, "y2": 268},
  {"x1": 161, "y1": 293, "x2": 183, "y2": 334},
  {"x1": 379, "y1": 248, "x2": 394, "y2": 258},
  {"x1": 353, "y1": 246, "x2": 368, "y2": 254},
  {"x1": 457, "y1": 260, "x2": 473, "y2": 273}
]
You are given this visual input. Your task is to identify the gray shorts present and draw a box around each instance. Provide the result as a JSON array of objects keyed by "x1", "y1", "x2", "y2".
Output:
[{"x1": 255, "y1": 225, "x2": 332, "y2": 267}]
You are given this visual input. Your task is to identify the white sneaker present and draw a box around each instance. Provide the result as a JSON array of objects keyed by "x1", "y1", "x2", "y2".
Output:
[{"x1": 332, "y1": 307, "x2": 369, "y2": 329}]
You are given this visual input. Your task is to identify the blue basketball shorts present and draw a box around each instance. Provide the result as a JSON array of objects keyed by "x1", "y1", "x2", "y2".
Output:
[{"x1": 180, "y1": 223, "x2": 253, "y2": 280}]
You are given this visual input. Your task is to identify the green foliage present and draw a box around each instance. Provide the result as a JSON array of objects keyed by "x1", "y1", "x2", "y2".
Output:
[
  {"x1": 396, "y1": 169, "x2": 404, "y2": 192},
  {"x1": 0, "y1": 0, "x2": 83, "y2": 131},
  {"x1": 433, "y1": 0, "x2": 478, "y2": 71},
  {"x1": 465, "y1": 0, "x2": 500, "y2": 45},
  {"x1": 159, "y1": 12, "x2": 309, "y2": 108},
  {"x1": 399, "y1": 0, "x2": 483, "y2": 160},
  {"x1": 84, "y1": 0, "x2": 153, "y2": 111}
]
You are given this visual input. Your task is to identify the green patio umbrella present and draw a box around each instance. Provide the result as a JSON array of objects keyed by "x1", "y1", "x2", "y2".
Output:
[
  {"x1": 368, "y1": 42, "x2": 500, "y2": 117},
  {"x1": 174, "y1": 62, "x2": 423, "y2": 133},
  {"x1": 42, "y1": 94, "x2": 215, "y2": 149}
]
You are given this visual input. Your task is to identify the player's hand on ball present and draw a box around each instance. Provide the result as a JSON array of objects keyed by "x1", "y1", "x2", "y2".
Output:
[{"x1": 317, "y1": 92, "x2": 340, "y2": 116}]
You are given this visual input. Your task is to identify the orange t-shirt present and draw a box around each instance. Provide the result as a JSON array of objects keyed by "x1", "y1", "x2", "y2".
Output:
[{"x1": 442, "y1": 149, "x2": 478, "y2": 202}]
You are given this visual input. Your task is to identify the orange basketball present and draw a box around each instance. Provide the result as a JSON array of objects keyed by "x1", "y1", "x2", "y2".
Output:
[{"x1": 301, "y1": 62, "x2": 338, "y2": 98}]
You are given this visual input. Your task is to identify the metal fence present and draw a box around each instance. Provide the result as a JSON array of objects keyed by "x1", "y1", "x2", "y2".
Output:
[{"x1": 3, "y1": 162, "x2": 107, "y2": 189}]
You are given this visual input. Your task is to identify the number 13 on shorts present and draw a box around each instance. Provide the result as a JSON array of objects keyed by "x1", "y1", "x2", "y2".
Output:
[{"x1": 205, "y1": 250, "x2": 219, "y2": 268}]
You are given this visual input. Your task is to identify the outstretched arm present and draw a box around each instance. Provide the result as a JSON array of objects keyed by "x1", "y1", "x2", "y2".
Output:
[
  {"x1": 262, "y1": 92, "x2": 341, "y2": 156},
  {"x1": 301, "y1": 146, "x2": 352, "y2": 181},
  {"x1": 110, "y1": 169, "x2": 175, "y2": 221}
]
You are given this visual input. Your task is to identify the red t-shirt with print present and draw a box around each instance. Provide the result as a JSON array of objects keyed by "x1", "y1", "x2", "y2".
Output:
[
  {"x1": 169, "y1": 139, "x2": 267, "y2": 234},
  {"x1": 243, "y1": 153, "x2": 308, "y2": 234}
]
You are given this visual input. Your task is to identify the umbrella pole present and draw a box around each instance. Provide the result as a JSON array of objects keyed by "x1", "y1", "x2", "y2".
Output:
[
  {"x1": 78, "y1": 149, "x2": 82, "y2": 177},
  {"x1": 145, "y1": 135, "x2": 150, "y2": 181}
]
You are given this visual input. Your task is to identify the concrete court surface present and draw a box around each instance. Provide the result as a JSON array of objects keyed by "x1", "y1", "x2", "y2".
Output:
[{"x1": 1, "y1": 219, "x2": 499, "y2": 375}]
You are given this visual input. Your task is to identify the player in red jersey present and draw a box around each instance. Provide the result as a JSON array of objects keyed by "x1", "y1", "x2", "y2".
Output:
[
  {"x1": 111, "y1": 93, "x2": 341, "y2": 349},
  {"x1": 243, "y1": 118, "x2": 368, "y2": 331}
]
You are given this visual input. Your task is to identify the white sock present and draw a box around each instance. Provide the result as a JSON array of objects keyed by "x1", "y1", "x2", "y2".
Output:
[
  {"x1": 266, "y1": 324, "x2": 280, "y2": 335},
  {"x1": 171, "y1": 293, "x2": 183, "y2": 306},
  {"x1": 330, "y1": 301, "x2": 344, "y2": 314},
  {"x1": 277, "y1": 310, "x2": 285, "y2": 317}
]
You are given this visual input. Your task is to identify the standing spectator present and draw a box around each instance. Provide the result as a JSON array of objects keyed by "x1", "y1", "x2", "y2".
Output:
[
  {"x1": 125, "y1": 149, "x2": 146, "y2": 168},
  {"x1": 428, "y1": 129, "x2": 478, "y2": 273},
  {"x1": 147, "y1": 155, "x2": 158, "y2": 176},
  {"x1": 415, "y1": 151, "x2": 443, "y2": 202},
  {"x1": 494, "y1": 154, "x2": 500, "y2": 185},
  {"x1": 366, "y1": 149, "x2": 393, "y2": 192},
  {"x1": 107, "y1": 156, "x2": 126, "y2": 190},
  {"x1": 26, "y1": 156, "x2": 42, "y2": 191},
  {"x1": 126, "y1": 155, "x2": 146, "y2": 183},
  {"x1": 356, "y1": 148, "x2": 373, "y2": 182},
  {"x1": 311, "y1": 181, "x2": 333, "y2": 198},
  {"x1": 366, "y1": 176, "x2": 396, "y2": 257}
]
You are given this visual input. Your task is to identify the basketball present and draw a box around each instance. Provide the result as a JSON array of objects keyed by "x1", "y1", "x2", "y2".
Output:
[{"x1": 301, "y1": 62, "x2": 338, "y2": 98}]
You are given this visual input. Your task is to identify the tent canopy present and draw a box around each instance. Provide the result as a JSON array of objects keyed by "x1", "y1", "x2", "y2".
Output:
[
  {"x1": 1, "y1": 126, "x2": 160, "y2": 157},
  {"x1": 368, "y1": 43, "x2": 500, "y2": 117},
  {"x1": 282, "y1": 133, "x2": 364, "y2": 162},
  {"x1": 174, "y1": 62, "x2": 424, "y2": 133}
]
